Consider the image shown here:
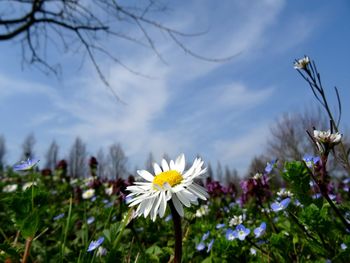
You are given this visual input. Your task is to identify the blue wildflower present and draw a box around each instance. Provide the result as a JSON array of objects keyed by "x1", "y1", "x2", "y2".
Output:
[
  {"x1": 303, "y1": 155, "x2": 320, "y2": 168},
  {"x1": 165, "y1": 214, "x2": 172, "y2": 222},
  {"x1": 225, "y1": 228, "x2": 235, "y2": 241},
  {"x1": 196, "y1": 242, "x2": 205, "y2": 251},
  {"x1": 87, "y1": 216, "x2": 95, "y2": 225},
  {"x1": 124, "y1": 195, "x2": 133, "y2": 204},
  {"x1": 207, "y1": 239, "x2": 214, "y2": 253},
  {"x1": 53, "y1": 213, "x2": 65, "y2": 221},
  {"x1": 265, "y1": 160, "x2": 276, "y2": 174},
  {"x1": 233, "y1": 224, "x2": 250, "y2": 241},
  {"x1": 312, "y1": 193, "x2": 322, "y2": 199},
  {"x1": 13, "y1": 158, "x2": 40, "y2": 171},
  {"x1": 254, "y1": 222, "x2": 266, "y2": 238},
  {"x1": 329, "y1": 194, "x2": 337, "y2": 200},
  {"x1": 294, "y1": 199, "x2": 302, "y2": 207},
  {"x1": 87, "y1": 237, "x2": 104, "y2": 252},
  {"x1": 104, "y1": 201, "x2": 113, "y2": 208},
  {"x1": 202, "y1": 231, "x2": 210, "y2": 241},
  {"x1": 271, "y1": 198, "x2": 291, "y2": 212},
  {"x1": 342, "y1": 178, "x2": 350, "y2": 184},
  {"x1": 97, "y1": 246, "x2": 107, "y2": 256},
  {"x1": 216, "y1": 223, "x2": 225, "y2": 229},
  {"x1": 341, "y1": 243, "x2": 347, "y2": 250},
  {"x1": 250, "y1": 247, "x2": 257, "y2": 255}
]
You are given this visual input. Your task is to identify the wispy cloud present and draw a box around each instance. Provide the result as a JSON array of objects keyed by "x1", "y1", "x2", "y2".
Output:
[
  {"x1": 0, "y1": 0, "x2": 326, "y2": 175},
  {"x1": 211, "y1": 123, "x2": 271, "y2": 173}
]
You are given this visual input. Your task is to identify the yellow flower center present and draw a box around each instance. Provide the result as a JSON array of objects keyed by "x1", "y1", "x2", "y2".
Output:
[{"x1": 153, "y1": 170, "x2": 183, "y2": 189}]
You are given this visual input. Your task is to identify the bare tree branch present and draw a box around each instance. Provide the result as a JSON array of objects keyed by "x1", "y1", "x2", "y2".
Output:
[{"x1": 0, "y1": 0, "x2": 237, "y2": 101}]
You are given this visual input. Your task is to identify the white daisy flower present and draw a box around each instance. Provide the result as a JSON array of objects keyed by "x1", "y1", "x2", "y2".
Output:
[
  {"x1": 105, "y1": 185, "x2": 113, "y2": 196},
  {"x1": 313, "y1": 130, "x2": 342, "y2": 145},
  {"x1": 22, "y1": 182, "x2": 37, "y2": 191},
  {"x1": 126, "y1": 154, "x2": 209, "y2": 221},
  {"x1": 195, "y1": 204, "x2": 209, "y2": 218},
  {"x1": 229, "y1": 215, "x2": 243, "y2": 227},
  {"x1": 294, "y1": 56, "x2": 310, "y2": 69},
  {"x1": 3, "y1": 184, "x2": 18, "y2": 193},
  {"x1": 277, "y1": 188, "x2": 293, "y2": 198},
  {"x1": 82, "y1": 189, "x2": 95, "y2": 199}
]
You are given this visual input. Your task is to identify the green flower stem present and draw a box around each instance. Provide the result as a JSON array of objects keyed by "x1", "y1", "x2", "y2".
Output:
[
  {"x1": 33, "y1": 227, "x2": 49, "y2": 241},
  {"x1": 22, "y1": 236, "x2": 33, "y2": 263},
  {"x1": 0, "y1": 227, "x2": 8, "y2": 241},
  {"x1": 287, "y1": 211, "x2": 323, "y2": 248},
  {"x1": 246, "y1": 237, "x2": 268, "y2": 255},
  {"x1": 103, "y1": 205, "x2": 114, "y2": 230},
  {"x1": 112, "y1": 208, "x2": 134, "y2": 250},
  {"x1": 298, "y1": 62, "x2": 350, "y2": 174},
  {"x1": 13, "y1": 230, "x2": 20, "y2": 245},
  {"x1": 61, "y1": 196, "x2": 73, "y2": 262},
  {"x1": 303, "y1": 162, "x2": 350, "y2": 231},
  {"x1": 130, "y1": 226, "x2": 146, "y2": 257},
  {"x1": 169, "y1": 200, "x2": 182, "y2": 263},
  {"x1": 257, "y1": 195, "x2": 277, "y2": 233}
]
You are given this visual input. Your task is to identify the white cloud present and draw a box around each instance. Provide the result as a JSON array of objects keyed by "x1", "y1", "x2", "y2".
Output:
[
  {"x1": 212, "y1": 123, "x2": 271, "y2": 174},
  {"x1": 0, "y1": 0, "x2": 324, "y2": 175},
  {"x1": 0, "y1": 73, "x2": 53, "y2": 99}
]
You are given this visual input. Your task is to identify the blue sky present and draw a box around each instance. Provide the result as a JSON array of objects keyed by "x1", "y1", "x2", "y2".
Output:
[{"x1": 0, "y1": 0, "x2": 349, "y2": 175}]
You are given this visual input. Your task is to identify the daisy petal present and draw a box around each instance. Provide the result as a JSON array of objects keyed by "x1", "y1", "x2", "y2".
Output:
[
  {"x1": 159, "y1": 191, "x2": 167, "y2": 218},
  {"x1": 144, "y1": 196, "x2": 156, "y2": 218},
  {"x1": 176, "y1": 191, "x2": 191, "y2": 207},
  {"x1": 171, "y1": 194, "x2": 184, "y2": 217},
  {"x1": 137, "y1": 170, "x2": 154, "y2": 182},
  {"x1": 175, "y1": 154, "x2": 185, "y2": 173},
  {"x1": 169, "y1": 160, "x2": 176, "y2": 170},
  {"x1": 153, "y1": 163, "x2": 162, "y2": 175},
  {"x1": 151, "y1": 193, "x2": 162, "y2": 221},
  {"x1": 161, "y1": 159, "x2": 170, "y2": 172}
]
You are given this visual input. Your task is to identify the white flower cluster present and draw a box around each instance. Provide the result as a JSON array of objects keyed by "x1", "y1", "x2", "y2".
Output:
[
  {"x1": 104, "y1": 185, "x2": 113, "y2": 196},
  {"x1": 229, "y1": 214, "x2": 244, "y2": 227},
  {"x1": 294, "y1": 56, "x2": 310, "y2": 69},
  {"x1": 313, "y1": 130, "x2": 342, "y2": 145},
  {"x1": 261, "y1": 207, "x2": 271, "y2": 213},
  {"x1": 313, "y1": 129, "x2": 342, "y2": 153},
  {"x1": 195, "y1": 204, "x2": 209, "y2": 218},
  {"x1": 277, "y1": 188, "x2": 293, "y2": 198},
  {"x1": 82, "y1": 189, "x2": 95, "y2": 199},
  {"x1": 3, "y1": 184, "x2": 18, "y2": 193},
  {"x1": 253, "y1": 173, "x2": 263, "y2": 180},
  {"x1": 22, "y1": 182, "x2": 37, "y2": 191}
]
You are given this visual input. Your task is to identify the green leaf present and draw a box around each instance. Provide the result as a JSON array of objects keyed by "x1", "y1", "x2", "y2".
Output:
[
  {"x1": 21, "y1": 210, "x2": 39, "y2": 238},
  {"x1": 146, "y1": 245, "x2": 163, "y2": 256},
  {"x1": 201, "y1": 256, "x2": 212, "y2": 263},
  {"x1": 293, "y1": 234, "x2": 299, "y2": 245},
  {"x1": 103, "y1": 229, "x2": 111, "y2": 243},
  {"x1": 283, "y1": 161, "x2": 312, "y2": 205},
  {"x1": 0, "y1": 243, "x2": 21, "y2": 259}
]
